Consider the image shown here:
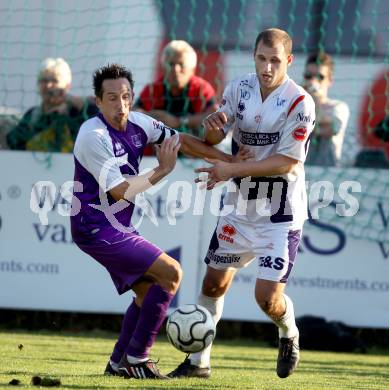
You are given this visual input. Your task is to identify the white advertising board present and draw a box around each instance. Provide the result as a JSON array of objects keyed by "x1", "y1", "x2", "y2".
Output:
[
  {"x1": 0, "y1": 151, "x2": 388, "y2": 328},
  {"x1": 0, "y1": 152, "x2": 201, "y2": 313}
]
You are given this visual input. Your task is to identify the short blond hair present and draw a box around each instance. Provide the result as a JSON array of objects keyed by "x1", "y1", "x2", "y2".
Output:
[
  {"x1": 161, "y1": 40, "x2": 197, "y2": 70},
  {"x1": 38, "y1": 57, "x2": 72, "y2": 88},
  {"x1": 254, "y1": 28, "x2": 293, "y2": 55}
]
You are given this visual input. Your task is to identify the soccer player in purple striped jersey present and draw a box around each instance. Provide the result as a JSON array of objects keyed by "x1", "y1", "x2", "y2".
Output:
[
  {"x1": 169, "y1": 29, "x2": 315, "y2": 379},
  {"x1": 70, "y1": 64, "x2": 239, "y2": 379}
]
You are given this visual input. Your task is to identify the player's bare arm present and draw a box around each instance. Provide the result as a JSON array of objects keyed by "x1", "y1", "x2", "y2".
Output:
[
  {"x1": 109, "y1": 136, "x2": 181, "y2": 201},
  {"x1": 195, "y1": 154, "x2": 298, "y2": 189},
  {"x1": 178, "y1": 132, "x2": 232, "y2": 162}
]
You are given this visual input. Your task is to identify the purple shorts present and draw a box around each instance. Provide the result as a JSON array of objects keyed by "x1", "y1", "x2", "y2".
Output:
[{"x1": 76, "y1": 230, "x2": 163, "y2": 295}]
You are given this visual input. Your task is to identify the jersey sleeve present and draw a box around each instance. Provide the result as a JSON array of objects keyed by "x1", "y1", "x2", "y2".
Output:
[
  {"x1": 276, "y1": 94, "x2": 316, "y2": 163},
  {"x1": 130, "y1": 111, "x2": 179, "y2": 145},
  {"x1": 217, "y1": 80, "x2": 237, "y2": 135},
  {"x1": 74, "y1": 128, "x2": 125, "y2": 192},
  {"x1": 149, "y1": 119, "x2": 179, "y2": 144}
]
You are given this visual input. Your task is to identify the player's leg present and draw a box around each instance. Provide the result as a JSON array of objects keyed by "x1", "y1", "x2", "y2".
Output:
[
  {"x1": 104, "y1": 280, "x2": 152, "y2": 375},
  {"x1": 254, "y1": 227, "x2": 301, "y2": 378},
  {"x1": 77, "y1": 232, "x2": 181, "y2": 379},
  {"x1": 119, "y1": 251, "x2": 182, "y2": 379},
  {"x1": 190, "y1": 267, "x2": 235, "y2": 367},
  {"x1": 169, "y1": 218, "x2": 254, "y2": 378},
  {"x1": 168, "y1": 266, "x2": 235, "y2": 378}
]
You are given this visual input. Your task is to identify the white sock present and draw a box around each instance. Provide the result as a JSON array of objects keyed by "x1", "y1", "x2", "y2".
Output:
[
  {"x1": 189, "y1": 293, "x2": 224, "y2": 368},
  {"x1": 109, "y1": 359, "x2": 119, "y2": 371},
  {"x1": 126, "y1": 354, "x2": 149, "y2": 364},
  {"x1": 273, "y1": 294, "x2": 299, "y2": 339}
]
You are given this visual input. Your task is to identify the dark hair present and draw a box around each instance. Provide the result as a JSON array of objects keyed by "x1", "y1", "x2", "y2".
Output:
[
  {"x1": 93, "y1": 63, "x2": 134, "y2": 98},
  {"x1": 254, "y1": 28, "x2": 293, "y2": 55},
  {"x1": 306, "y1": 52, "x2": 334, "y2": 74}
]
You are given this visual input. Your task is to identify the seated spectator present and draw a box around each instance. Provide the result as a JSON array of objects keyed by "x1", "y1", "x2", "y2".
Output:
[
  {"x1": 7, "y1": 58, "x2": 98, "y2": 152},
  {"x1": 135, "y1": 40, "x2": 218, "y2": 138},
  {"x1": 303, "y1": 52, "x2": 350, "y2": 167},
  {"x1": 0, "y1": 107, "x2": 20, "y2": 150}
]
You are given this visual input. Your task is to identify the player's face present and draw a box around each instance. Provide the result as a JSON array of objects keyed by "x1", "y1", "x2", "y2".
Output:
[
  {"x1": 254, "y1": 41, "x2": 293, "y2": 96},
  {"x1": 164, "y1": 52, "x2": 195, "y2": 90},
  {"x1": 303, "y1": 64, "x2": 332, "y2": 100},
  {"x1": 38, "y1": 70, "x2": 69, "y2": 108},
  {"x1": 96, "y1": 78, "x2": 134, "y2": 131}
]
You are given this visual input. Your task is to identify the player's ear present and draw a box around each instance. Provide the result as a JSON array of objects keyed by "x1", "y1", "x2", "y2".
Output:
[
  {"x1": 95, "y1": 95, "x2": 102, "y2": 108},
  {"x1": 129, "y1": 90, "x2": 135, "y2": 109},
  {"x1": 287, "y1": 54, "x2": 294, "y2": 66}
]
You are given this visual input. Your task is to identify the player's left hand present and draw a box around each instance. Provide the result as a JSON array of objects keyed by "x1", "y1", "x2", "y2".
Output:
[
  {"x1": 231, "y1": 145, "x2": 254, "y2": 162},
  {"x1": 194, "y1": 158, "x2": 232, "y2": 190}
]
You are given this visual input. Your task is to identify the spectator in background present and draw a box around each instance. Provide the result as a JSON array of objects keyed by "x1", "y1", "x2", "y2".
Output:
[
  {"x1": 7, "y1": 58, "x2": 98, "y2": 152},
  {"x1": 0, "y1": 107, "x2": 20, "y2": 150},
  {"x1": 303, "y1": 52, "x2": 350, "y2": 167},
  {"x1": 135, "y1": 40, "x2": 218, "y2": 138}
]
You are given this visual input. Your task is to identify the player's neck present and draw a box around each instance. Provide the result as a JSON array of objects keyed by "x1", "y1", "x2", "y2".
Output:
[
  {"x1": 100, "y1": 114, "x2": 127, "y2": 132},
  {"x1": 260, "y1": 86, "x2": 279, "y2": 102},
  {"x1": 113, "y1": 121, "x2": 127, "y2": 131},
  {"x1": 260, "y1": 76, "x2": 287, "y2": 102}
]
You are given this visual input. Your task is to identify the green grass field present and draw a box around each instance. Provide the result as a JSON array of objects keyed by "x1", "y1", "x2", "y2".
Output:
[{"x1": 0, "y1": 331, "x2": 388, "y2": 389}]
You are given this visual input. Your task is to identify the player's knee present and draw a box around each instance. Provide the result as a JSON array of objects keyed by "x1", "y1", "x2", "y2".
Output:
[
  {"x1": 256, "y1": 296, "x2": 280, "y2": 317},
  {"x1": 160, "y1": 261, "x2": 182, "y2": 294}
]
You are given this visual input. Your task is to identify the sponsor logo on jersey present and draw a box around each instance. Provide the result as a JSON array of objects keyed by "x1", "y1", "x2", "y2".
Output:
[
  {"x1": 206, "y1": 250, "x2": 241, "y2": 265},
  {"x1": 276, "y1": 97, "x2": 286, "y2": 107},
  {"x1": 218, "y1": 224, "x2": 236, "y2": 243},
  {"x1": 114, "y1": 141, "x2": 126, "y2": 156},
  {"x1": 296, "y1": 112, "x2": 312, "y2": 123},
  {"x1": 292, "y1": 127, "x2": 308, "y2": 141},
  {"x1": 239, "y1": 130, "x2": 280, "y2": 146},
  {"x1": 239, "y1": 79, "x2": 250, "y2": 87},
  {"x1": 222, "y1": 224, "x2": 236, "y2": 235},
  {"x1": 240, "y1": 90, "x2": 251, "y2": 100},
  {"x1": 238, "y1": 100, "x2": 246, "y2": 112},
  {"x1": 131, "y1": 133, "x2": 142, "y2": 148},
  {"x1": 259, "y1": 256, "x2": 285, "y2": 270},
  {"x1": 152, "y1": 121, "x2": 165, "y2": 131}
]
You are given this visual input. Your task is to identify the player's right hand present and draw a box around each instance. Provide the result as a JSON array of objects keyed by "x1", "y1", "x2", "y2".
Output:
[
  {"x1": 202, "y1": 111, "x2": 228, "y2": 132},
  {"x1": 155, "y1": 135, "x2": 181, "y2": 174}
]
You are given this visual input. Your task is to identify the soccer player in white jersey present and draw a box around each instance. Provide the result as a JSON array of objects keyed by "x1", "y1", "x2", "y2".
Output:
[
  {"x1": 168, "y1": 28, "x2": 315, "y2": 379},
  {"x1": 71, "y1": 64, "x2": 243, "y2": 380}
]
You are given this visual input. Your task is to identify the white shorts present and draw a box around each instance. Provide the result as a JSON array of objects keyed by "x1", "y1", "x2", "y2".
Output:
[{"x1": 204, "y1": 216, "x2": 302, "y2": 283}]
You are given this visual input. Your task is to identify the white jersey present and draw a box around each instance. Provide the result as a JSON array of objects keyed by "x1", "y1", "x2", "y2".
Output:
[{"x1": 218, "y1": 73, "x2": 315, "y2": 228}]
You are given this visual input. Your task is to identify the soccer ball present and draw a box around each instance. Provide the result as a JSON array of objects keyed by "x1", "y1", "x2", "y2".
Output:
[{"x1": 166, "y1": 304, "x2": 216, "y2": 353}]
